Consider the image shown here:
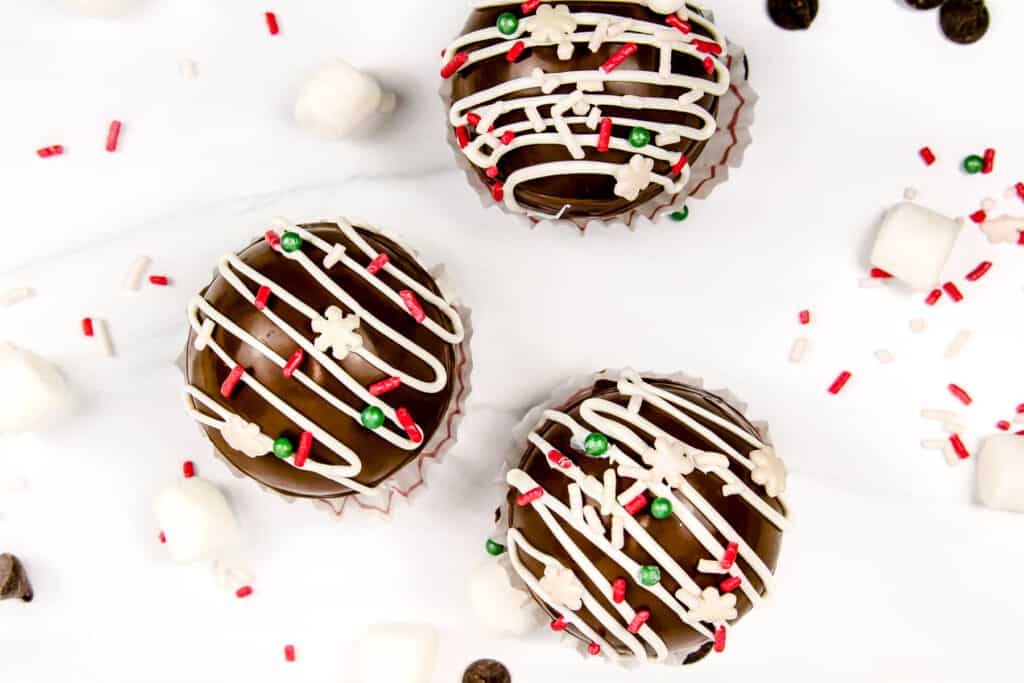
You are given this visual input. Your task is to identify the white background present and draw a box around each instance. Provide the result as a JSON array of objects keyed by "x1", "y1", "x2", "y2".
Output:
[{"x1": 2, "y1": 1, "x2": 1023, "y2": 681}]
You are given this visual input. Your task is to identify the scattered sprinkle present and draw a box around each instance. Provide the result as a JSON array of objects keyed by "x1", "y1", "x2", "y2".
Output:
[
  {"x1": 997, "y1": 420, "x2": 1011, "y2": 431},
  {"x1": 798, "y1": 310, "x2": 811, "y2": 325},
  {"x1": 105, "y1": 120, "x2": 122, "y2": 152},
  {"x1": 919, "y1": 147, "x2": 936, "y2": 166},
  {"x1": 828, "y1": 371, "x2": 852, "y2": 395},
  {"x1": 789, "y1": 337, "x2": 809, "y2": 364},
  {"x1": 944, "y1": 330, "x2": 972, "y2": 359},
  {"x1": 82, "y1": 317, "x2": 95, "y2": 337},
  {"x1": 874, "y1": 349, "x2": 894, "y2": 365},
  {"x1": 924, "y1": 289, "x2": 943, "y2": 306},
  {"x1": 264, "y1": 11, "x2": 279, "y2": 35},
  {"x1": 0, "y1": 287, "x2": 34, "y2": 307},
  {"x1": 36, "y1": 145, "x2": 64, "y2": 159},
  {"x1": 869, "y1": 267, "x2": 893, "y2": 279},
  {"x1": 182, "y1": 461, "x2": 195, "y2": 479},
  {"x1": 159, "y1": 531, "x2": 166, "y2": 544},
  {"x1": 948, "y1": 383, "x2": 973, "y2": 406},
  {"x1": 969, "y1": 210, "x2": 987, "y2": 224},
  {"x1": 94, "y1": 319, "x2": 114, "y2": 357},
  {"x1": 148, "y1": 275, "x2": 170, "y2": 286},
  {"x1": 965, "y1": 261, "x2": 992, "y2": 281},
  {"x1": 949, "y1": 434, "x2": 971, "y2": 460},
  {"x1": 235, "y1": 585, "x2": 254, "y2": 599},
  {"x1": 180, "y1": 59, "x2": 198, "y2": 80},
  {"x1": 123, "y1": 256, "x2": 151, "y2": 291},
  {"x1": 1016, "y1": 182, "x2": 1024, "y2": 202},
  {"x1": 910, "y1": 318, "x2": 926, "y2": 334},
  {"x1": 587, "y1": 642, "x2": 601, "y2": 656},
  {"x1": 983, "y1": 148, "x2": 996, "y2": 174},
  {"x1": 942, "y1": 282, "x2": 964, "y2": 302},
  {"x1": 283, "y1": 644, "x2": 296, "y2": 662},
  {"x1": 921, "y1": 408, "x2": 960, "y2": 424}
]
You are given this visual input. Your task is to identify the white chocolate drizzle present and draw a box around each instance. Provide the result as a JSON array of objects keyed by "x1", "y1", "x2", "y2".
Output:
[
  {"x1": 505, "y1": 370, "x2": 789, "y2": 661},
  {"x1": 184, "y1": 219, "x2": 465, "y2": 495}
]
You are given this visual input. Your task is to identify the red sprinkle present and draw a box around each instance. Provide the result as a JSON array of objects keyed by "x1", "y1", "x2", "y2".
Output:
[
  {"x1": 965, "y1": 261, "x2": 992, "y2": 281},
  {"x1": 182, "y1": 461, "x2": 195, "y2": 479},
  {"x1": 671, "y1": 154, "x2": 688, "y2": 176},
  {"x1": 720, "y1": 576, "x2": 742, "y2": 593},
  {"x1": 265, "y1": 12, "x2": 279, "y2": 35},
  {"x1": 970, "y1": 210, "x2": 987, "y2": 224},
  {"x1": 1017, "y1": 404, "x2": 1024, "y2": 414},
  {"x1": 295, "y1": 431, "x2": 312, "y2": 467},
  {"x1": 720, "y1": 542, "x2": 739, "y2": 570},
  {"x1": 612, "y1": 578, "x2": 627, "y2": 603},
  {"x1": 399, "y1": 289, "x2": 426, "y2": 323},
  {"x1": 1016, "y1": 182, "x2": 1024, "y2": 202},
  {"x1": 597, "y1": 118, "x2": 612, "y2": 152},
  {"x1": 547, "y1": 450, "x2": 572, "y2": 469},
  {"x1": 919, "y1": 147, "x2": 936, "y2": 166},
  {"x1": 996, "y1": 420, "x2": 1011, "y2": 432},
  {"x1": 600, "y1": 43, "x2": 638, "y2": 74},
  {"x1": 149, "y1": 275, "x2": 169, "y2": 286},
  {"x1": 870, "y1": 267, "x2": 893, "y2": 279},
  {"x1": 550, "y1": 615, "x2": 568, "y2": 631},
  {"x1": 466, "y1": 112, "x2": 481, "y2": 128},
  {"x1": 441, "y1": 52, "x2": 469, "y2": 79},
  {"x1": 254, "y1": 285, "x2": 271, "y2": 311},
  {"x1": 499, "y1": 130, "x2": 516, "y2": 145},
  {"x1": 521, "y1": 0, "x2": 541, "y2": 13},
  {"x1": 105, "y1": 120, "x2": 122, "y2": 152},
  {"x1": 396, "y1": 406, "x2": 423, "y2": 443},
  {"x1": 1019, "y1": 230, "x2": 1024, "y2": 246},
  {"x1": 713, "y1": 625, "x2": 727, "y2": 653},
  {"x1": 282, "y1": 349, "x2": 304, "y2": 378},
  {"x1": 369, "y1": 377, "x2": 402, "y2": 397},
  {"x1": 506, "y1": 40, "x2": 526, "y2": 62},
  {"x1": 517, "y1": 487, "x2": 544, "y2": 506},
  {"x1": 983, "y1": 148, "x2": 996, "y2": 174},
  {"x1": 627, "y1": 610, "x2": 651, "y2": 634},
  {"x1": 798, "y1": 310, "x2": 811, "y2": 325},
  {"x1": 703, "y1": 56, "x2": 715, "y2": 76},
  {"x1": 492, "y1": 182, "x2": 505, "y2": 202},
  {"x1": 283, "y1": 645, "x2": 296, "y2": 662},
  {"x1": 828, "y1": 371, "x2": 852, "y2": 395},
  {"x1": 665, "y1": 15, "x2": 692, "y2": 34},
  {"x1": 924, "y1": 289, "x2": 943, "y2": 306},
  {"x1": 367, "y1": 252, "x2": 390, "y2": 275},
  {"x1": 948, "y1": 383, "x2": 973, "y2": 406},
  {"x1": 235, "y1": 585, "x2": 254, "y2": 599},
  {"x1": 455, "y1": 125, "x2": 469, "y2": 149},
  {"x1": 486, "y1": 165, "x2": 499, "y2": 179},
  {"x1": 36, "y1": 145, "x2": 64, "y2": 158},
  {"x1": 587, "y1": 642, "x2": 601, "y2": 656},
  {"x1": 82, "y1": 317, "x2": 95, "y2": 337},
  {"x1": 624, "y1": 494, "x2": 647, "y2": 515},
  {"x1": 264, "y1": 230, "x2": 281, "y2": 250},
  {"x1": 692, "y1": 39, "x2": 722, "y2": 55},
  {"x1": 158, "y1": 531, "x2": 166, "y2": 544},
  {"x1": 949, "y1": 434, "x2": 971, "y2": 460},
  {"x1": 220, "y1": 365, "x2": 245, "y2": 398},
  {"x1": 943, "y1": 282, "x2": 964, "y2": 302}
]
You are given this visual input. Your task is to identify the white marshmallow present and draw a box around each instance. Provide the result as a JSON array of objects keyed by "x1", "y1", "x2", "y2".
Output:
[
  {"x1": 468, "y1": 562, "x2": 541, "y2": 636},
  {"x1": 0, "y1": 343, "x2": 69, "y2": 433},
  {"x1": 154, "y1": 478, "x2": 239, "y2": 563},
  {"x1": 977, "y1": 435, "x2": 1024, "y2": 514},
  {"x1": 64, "y1": 0, "x2": 145, "y2": 16},
  {"x1": 870, "y1": 203, "x2": 961, "y2": 292},
  {"x1": 294, "y1": 60, "x2": 396, "y2": 141},
  {"x1": 353, "y1": 624, "x2": 438, "y2": 683}
]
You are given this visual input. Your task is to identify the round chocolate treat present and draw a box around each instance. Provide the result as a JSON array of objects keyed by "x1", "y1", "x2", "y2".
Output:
[
  {"x1": 767, "y1": 0, "x2": 818, "y2": 30},
  {"x1": 462, "y1": 659, "x2": 511, "y2": 683},
  {"x1": 940, "y1": 0, "x2": 989, "y2": 44},
  {"x1": 441, "y1": 2, "x2": 736, "y2": 222},
  {"x1": 183, "y1": 219, "x2": 468, "y2": 501},
  {"x1": 498, "y1": 370, "x2": 789, "y2": 663},
  {"x1": 906, "y1": 0, "x2": 945, "y2": 9}
]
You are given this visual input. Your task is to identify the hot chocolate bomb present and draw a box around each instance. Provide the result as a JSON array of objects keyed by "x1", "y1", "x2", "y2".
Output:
[
  {"x1": 442, "y1": 1, "x2": 734, "y2": 221},
  {"x1": 493, "y1": 370, "x2": 789, "y2": 663}
]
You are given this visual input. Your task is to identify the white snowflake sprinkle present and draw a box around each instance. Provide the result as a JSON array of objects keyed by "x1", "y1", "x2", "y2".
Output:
[
  {"x1": 750, "y1": 447, "x2": 787, "y2": 497},
  {"x1": 539, "y1": 564, "x2": 584, "y2": 611},
  {"x1": 311, "y1": 306, "x2": 363, "y2": 360},
  {"x1": 529, "y1": 4, "x2": 578, "y2": 43},
  {"x1": 678, "y1": 586, "x2": 738, "y2": 624},
  {"x1": 221, "y1": 414, "x2": 274, "y2": 458},
  {"x1": 614, "y1": 155, "x2": 655, "y2": 201}
]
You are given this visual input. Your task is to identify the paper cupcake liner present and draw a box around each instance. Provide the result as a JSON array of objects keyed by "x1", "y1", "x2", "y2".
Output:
[
  {"x1": 440, "y1": 23, "x2": 757, "y2": 233},
  {"x1": 483, "y1": 368, "x2": 772, "y2": 667},
  {"x1": 178, "y1": 220, "x2": 473, "y2": 521}
]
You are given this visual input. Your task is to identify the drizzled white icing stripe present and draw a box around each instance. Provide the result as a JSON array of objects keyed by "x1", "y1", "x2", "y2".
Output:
[
  {"x1": 184, "y1": 219, "x2": 465, "y2": 493},
  {"x1": 505, "y1": 370, "x2": 789, "y2": 662},
  {"x1": 444, "y1": 2, "x2": 728, "y2": 218}
]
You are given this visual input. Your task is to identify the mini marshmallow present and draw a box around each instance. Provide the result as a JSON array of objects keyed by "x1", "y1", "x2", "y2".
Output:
[
  {"x1": 154, "y1": 478, "x2": 239, "y2": 563},
  {"x1": 870, "y1": 203, "x2": 961, "y2": 292},
  {"x1": 294, "y1": 60, "x2": 397, "y2": 141},
  {"x1": 353, "y1": 624, "x2": 438, "y2": 683},
  {"x1": 468, "y1": 562, "x2": 542, "y2": 636},
  {"x1": 0, "y1": 343, "x2": 70, "y2": 433},
  {"x1": 977, "y1": 435, "x2": 1024, "y2": 514}
]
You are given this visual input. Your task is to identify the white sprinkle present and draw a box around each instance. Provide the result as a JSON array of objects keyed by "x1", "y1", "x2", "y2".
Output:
[
  {"x1": 859, "y1": 277, "x2": 884, "y2": 288},
  {"x1": 180, "y1": 59, "x2": 198, "y2": 80},
  {"x1": 123, "y1": 255, "x2": 151, "y2": 291},
  {"x1": 903, "y1": 187, "x2": 919, "y2": 200},
  {"x1": 94, "y1": 319, "x2": 115, "y2": 357},
  {"x1": 626, "y1": 395, "x2": 643, "y2": 413},
  {"x1": 322, "y1": 244, "x2": 346, "y2": 270},
  {"x1": 981, "y1": 197, "x2": 997, "y2": 212},
  {"x1": 610, "y1": 516, "x2": 624, "y2": 550},
  {"x1": 789, "y1": 337, "x2": 809, "y2": 364},
  {"x1": 874, "y1": 349, "x2": 894, "y2": 364},
  {"x1": 0, "y1": 287, "x2": 34, "y2": 307},
  {"x1": 568, "y1": 483, "x2": 583, "y2": 518},
  {"x1": 921, "y1": 409, "x2": 960, "y2": 423},
  {"x1": 601, "y1": 469, "x2": 616, "y2": 516},
  {"x1": 193, "y1": 319, "x2": 215, "y2": 351},
  {"x1": 909, "y1": 318, "x2": 927, "y2": 334},
  {"x1": 944, "y1": 330, "x2": 972, "y2": 359},
  {"x1": 582, "y1": 506, "x2": 605, "y2": 535},
  {"x1": 697, "y1": 559, "x2": 727, "y2": 575}
]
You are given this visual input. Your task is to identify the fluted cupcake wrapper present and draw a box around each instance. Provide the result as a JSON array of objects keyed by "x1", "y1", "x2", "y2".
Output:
[
  {"x1": 176, "y1": 220, "x2": 473, "y2": 521},
  {"x1": 440, "y1": 30, "x2": 757, "y2": 233},
  {"x1": 481, "y1": 368, "x2": 772, "y2": 667}
]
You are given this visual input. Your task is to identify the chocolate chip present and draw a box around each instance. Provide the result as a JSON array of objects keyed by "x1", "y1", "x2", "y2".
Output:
[
  {"x1": 906, "y1": 0, "x2": 945, "y2": 9},
  {"x1": 462, "y1": 659, "x2": 510, "y2": 683},
  {"x1": 940, "y1": 0, "x2": 990, "y2": 44},
  {"x1": 0, "y1": 554, "x2": 33, "y2": 603},
  {"x1": 767, "y1": 0, "x2": 819, "y2": 30}
]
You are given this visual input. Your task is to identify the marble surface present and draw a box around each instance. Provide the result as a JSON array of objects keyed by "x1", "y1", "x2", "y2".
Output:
[{"x1": 2, "y1": 1, "x2": 1024, "y2": 681}]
